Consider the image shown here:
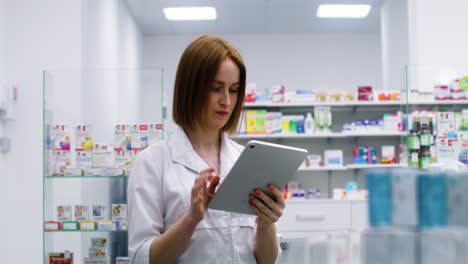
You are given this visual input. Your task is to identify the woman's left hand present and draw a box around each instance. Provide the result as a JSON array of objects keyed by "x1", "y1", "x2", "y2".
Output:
[{"x1": 249, "y1": 184, "x2": 286, "y2": 229}]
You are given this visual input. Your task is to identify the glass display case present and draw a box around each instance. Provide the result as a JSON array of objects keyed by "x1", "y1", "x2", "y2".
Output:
[{"x1": 43, "y1": 68, "x2": 164, "y2": 264}]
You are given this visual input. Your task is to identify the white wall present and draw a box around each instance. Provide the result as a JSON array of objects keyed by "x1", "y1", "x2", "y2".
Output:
[
  {"x1": 143, "y1": 33, "x2": 383, "y2": 131},
  {"x1": 0, "y1": 0, "x2": 8, "y2": 259},
  {"x1": 380, "y1": 0, "x2": 409, "y2": 92},
  {"x1": 407, "y1": 0, "x2": 468, "y2": 92},
  {"x1": 3, "y1": 1, "x2": 83, "y2": 263},
  {"x1": 1, "y1": 0, "x2": 143, "y2": 263}
]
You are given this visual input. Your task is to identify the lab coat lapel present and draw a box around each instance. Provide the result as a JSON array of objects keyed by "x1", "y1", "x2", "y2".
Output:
[
  {"x1": 219, "y1": 133, "x2": 240, "y2": 177},
  {"x1": 168, "y1": 126, "x2": 207, "y2": 174}
]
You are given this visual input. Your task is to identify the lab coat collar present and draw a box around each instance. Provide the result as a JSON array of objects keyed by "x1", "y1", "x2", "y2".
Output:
[{"x1": 168, "y1": 126, "x2": 239, "y2": 176}]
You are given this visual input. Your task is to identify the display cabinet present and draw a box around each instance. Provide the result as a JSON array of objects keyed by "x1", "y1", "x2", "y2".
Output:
[
  {"x1": 43, "y1": 68, "x2": 164, "y2": 264},
  {"x1": 405, "y1": 65, "x2": 468, "y2": 171}
]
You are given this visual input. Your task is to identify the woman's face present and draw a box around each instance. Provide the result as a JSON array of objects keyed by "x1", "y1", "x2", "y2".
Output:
[{"x1": 205, "y1": 58, "x2": 240, "y2": 131}]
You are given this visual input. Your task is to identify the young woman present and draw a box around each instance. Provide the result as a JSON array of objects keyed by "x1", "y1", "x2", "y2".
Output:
[{"x1": 128, "y1": 35, "x2": 285, "y2": 264}]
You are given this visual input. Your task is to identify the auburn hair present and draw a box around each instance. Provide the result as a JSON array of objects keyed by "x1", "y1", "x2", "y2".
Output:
[{"x1": 172, "y1": 35, "x2": 246, "y2": 135}]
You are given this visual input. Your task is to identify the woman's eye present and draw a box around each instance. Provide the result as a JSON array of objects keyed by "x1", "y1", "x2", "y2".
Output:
[
  {"x1": 229, "y1": 89, "x2": 238, "y2": 93},
  {"x1": 212, "y1": 87, "x2": 222, "y2": 92}
]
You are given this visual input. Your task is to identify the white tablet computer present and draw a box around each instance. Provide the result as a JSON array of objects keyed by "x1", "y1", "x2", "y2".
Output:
[{"x1": 208, "y1": 140, "x2": 308, "y2": 215}]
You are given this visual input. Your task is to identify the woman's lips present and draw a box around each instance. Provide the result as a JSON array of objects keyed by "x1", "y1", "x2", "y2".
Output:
[{"x1": 216, "y1": 111, "x2": 229, "y2": 117}]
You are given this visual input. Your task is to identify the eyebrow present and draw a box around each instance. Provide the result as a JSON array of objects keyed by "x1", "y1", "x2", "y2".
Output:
[{"x1": 214, "y1": 80, "x2": 240, "y2": 86}]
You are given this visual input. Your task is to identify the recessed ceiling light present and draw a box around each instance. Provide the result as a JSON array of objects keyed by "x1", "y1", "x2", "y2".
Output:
[
  {"x1": 317, "y1": 4, "x2": 371, "y2": 18},
  {"x1": 163, "y1": 7, "x2": 217, "y2": 21}
]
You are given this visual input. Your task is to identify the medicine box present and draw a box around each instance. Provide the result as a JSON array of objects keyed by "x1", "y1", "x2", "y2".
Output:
[
  {"x1": 80, "y1": 221, "x2": 96, "y2": 231},
  {"x1": 131, "y1": 124, "x2": 149, "y2": 151},
  {"x1": 114, "y1": 124, "x2": 131, "y2": 151},
  {"x1": 57, "y1": 205, "x2": 72, "y2": 221},
  {"x1": 93, "y1": 144, "x2": 114, "y2": 168},
  {"x1": 74, "y1": 205, "x2": 89, "y2": 221},
  {"x1": 148, "y1": 124, "x2": 163, "y2": 146},
  {"x1": 111, "y1": 204, "x2": 127, "y2": 221},
  {"x1": 62, "y1": 221, "x2": 79, "y2": 231},
  {"x1": 92, "y1": 205, "x2": 107, "y2": 221}
]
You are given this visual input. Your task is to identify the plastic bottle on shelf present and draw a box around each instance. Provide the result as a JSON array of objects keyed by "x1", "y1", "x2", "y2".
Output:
[{"x1": 305, "y1": 112, "x2": 314, "y2": 134}]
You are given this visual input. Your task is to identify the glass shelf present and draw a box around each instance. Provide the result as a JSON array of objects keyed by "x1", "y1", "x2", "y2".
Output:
[
  {"x1": 43, "y1": 67, "x2": 164, "y2": 263},
  {"x1": 45, "y1": 175, "x2": 128, "y2": 179}
]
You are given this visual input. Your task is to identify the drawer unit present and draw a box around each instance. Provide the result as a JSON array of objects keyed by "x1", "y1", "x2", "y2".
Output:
[
  {"x1": 279, "y1": 200, "x2": 352, "y2": 232},
  {"x1": 351, "y1": 201, "x2": 368, "y2": 229}
]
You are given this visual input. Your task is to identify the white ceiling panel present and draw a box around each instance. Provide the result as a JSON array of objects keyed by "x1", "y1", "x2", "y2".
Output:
[{"x1": 125, "y1": 0, "x2": 382, "y2": 35}]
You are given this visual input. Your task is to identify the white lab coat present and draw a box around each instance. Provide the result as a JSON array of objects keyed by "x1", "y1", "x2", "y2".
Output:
[{"x1": 128, "y1": 126, "x2": 282, "y2": 264}]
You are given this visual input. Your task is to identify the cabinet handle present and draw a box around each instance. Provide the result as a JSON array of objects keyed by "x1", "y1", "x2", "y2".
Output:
[{"x1": 296, "y1": 213, "x2": 325, "y2": 222}]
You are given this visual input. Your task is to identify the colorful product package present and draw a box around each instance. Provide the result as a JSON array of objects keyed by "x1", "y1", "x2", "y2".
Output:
[
  {"x1": 114, "y1": 124, "x2": 132, "y2": 151},
  {"x1": 53, "y1": 125, "x2": 71, "y2": 151},
  {"x1": 271, "y1": 85, "x2": 285, "y2": 103},
  {"x1": 437, "y1": 112, "x2": 456, "y2": 138},
  {"x1": 324, "y1": 150, "x2": 343, "y2": 167},
  {"x1": 244, "y1": 83, "x2": 256, "y2": 103},
  {"x1": 49, "y1": 251, "x2": 73, "y2": 264},
  {"x1": 437, "y1": 138, "x2": 459, "y2": 162},
  {"x1": 148, "y1": 124, "x2": 163, "y2": 146},
  {"x1": 44, "y1": 221, "x2": 61, "y2": 231},
  {"x1": 75, "y1": 125, "x2": 93, "y2": 169},
  {"x1": 57, "y1": 205, "x2": 72, "y2": 221},
  {"x1": 381, "y1": 145, "x2": 396, "y2": 164},
  {"x1": 93, "y1": 144, "x2": 114, "y2": 168},
  {"x1": 91, "y1": 237, "x2": 108, "y2": 248},
  {"x1": 89, "y1": 247, "x2": 107, "y2": 257},
  {"x1": 255, "y1": 110, "x2": 267, "y2": 134},
  {"x1": 83, "y1": 257, "x2": 109, "y2": 264},
  {"x1": 53, "y1": 124, "x2": 72, "y2": 176},
  {"x1": 97, "y1": 221, "x2": 115, "y2": 231},
  {"x1": 131, "y1": 124, "x2": 149, "y2": 151},
  {"x1": 74, "y1": 205, "x2": 89, "y2": 221},
  {"x1": 111, "y1": 204, "x2": 127, "y2": 221},
  {"x1": 80, "y1": 221, "x2": 96, "y2": 231},
  {"x1": 62, "y1": 221, "x2": 79, "y2": 231},
  {"x1": 92, "y1": 205, "x2": 107, "y2": 221},
  {"x1": 245, "y1": 110, "x2": 257, "y2": 134},
  {"x1": 114, "y1": 150, "x2": 132, "y2": 170},
  {"x1": 54, "y1": 151, "x2": 72, "y2": 176}
]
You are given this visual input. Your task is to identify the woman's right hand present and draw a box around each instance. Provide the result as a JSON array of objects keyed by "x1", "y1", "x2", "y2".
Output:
[{"x1": 187, "y1": 168, "x2": 220, "y2": 224}]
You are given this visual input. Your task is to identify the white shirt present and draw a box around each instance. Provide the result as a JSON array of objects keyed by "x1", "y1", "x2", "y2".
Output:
[{"x1": 128, "y1": 126, "x2": 282, "y2": 264}]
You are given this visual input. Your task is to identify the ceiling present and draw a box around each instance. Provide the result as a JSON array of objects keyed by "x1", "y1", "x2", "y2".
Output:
[{"x1": 125, "y1": 0, "x2": 382, "y2": 36}]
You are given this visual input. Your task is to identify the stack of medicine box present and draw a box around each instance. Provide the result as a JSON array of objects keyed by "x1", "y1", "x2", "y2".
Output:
[{"x1": 362, "y1": 168, "x2": 468, "y2": 264}]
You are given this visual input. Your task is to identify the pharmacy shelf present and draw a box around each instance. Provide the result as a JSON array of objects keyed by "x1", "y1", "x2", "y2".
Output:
[
  {"x1": 45, "y1": 175, "x2": 127, "y2": 179},
  {"x1": 408, "y1": 100, "x2": 468, "y2": 105},
  {"x1": 345, "y1": 163, "x2": 405, "y2": 169},
  {"x1": 235, "y1": 131, "x2": 406, "y2": 139},
  {"x1": 244, "y1": 100, "x2": 468, "y2": 108},
  {"x1": 298, "y1": 163, "x2": 405, "y2": 171},
  {"x1": 285, "y1": 199, "x2": 367, "y2": 204},
  {"x1": 244, "y1": 101, "x2": 402, "y2": 107},
  {"x1": 298, "y1": 166, "x2": 347, "y2": 171},
  {"x1": 44, "y1": 229, "x2": 127, "y2": 233}
]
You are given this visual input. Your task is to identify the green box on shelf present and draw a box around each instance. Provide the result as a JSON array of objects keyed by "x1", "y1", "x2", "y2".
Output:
[{"x1": 62, "y1": 221, "x2": 79, "y2": 231}]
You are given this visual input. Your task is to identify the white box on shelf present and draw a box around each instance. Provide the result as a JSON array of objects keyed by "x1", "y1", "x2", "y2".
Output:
[
  {"x1": 74, "y1": 205, "x2": 89, "y2": 221},
  {"x1": 132, "y1": 124, "x2": 149, "y2": 151},
  {"x1": 324, "y1": 150, "x2": 343, "y2": 167},
  {"x1": 93, "y1": 144, "x2": 114, "y2": 168}
]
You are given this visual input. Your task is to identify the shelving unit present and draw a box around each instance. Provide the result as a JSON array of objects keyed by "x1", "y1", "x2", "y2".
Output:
[
  {"x1": 298, "y1": 163, "x2": 405, "y2": 171},
  {"x1": 236, "y1": 131, "x2": 406, "y2": 139},
  {"x1": 244, "y1": 100, "x2": 468, "y2": 108},
  {"x1": 42, "y1": 68, "x2": 164, "y2": 264}
]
